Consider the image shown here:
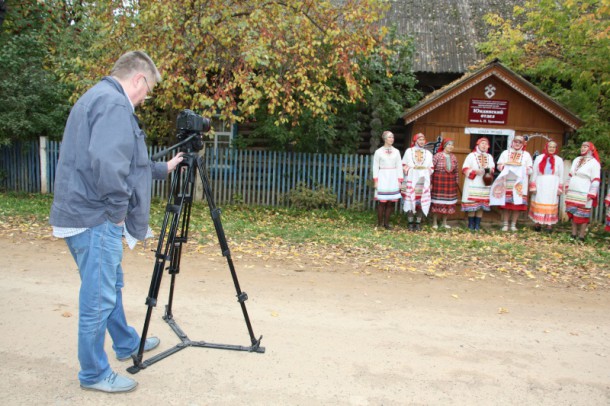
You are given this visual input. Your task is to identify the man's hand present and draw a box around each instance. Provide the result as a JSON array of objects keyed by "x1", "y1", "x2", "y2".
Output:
[{"x1": 167, "y1": 152, "x2": 185, "y2": 173}]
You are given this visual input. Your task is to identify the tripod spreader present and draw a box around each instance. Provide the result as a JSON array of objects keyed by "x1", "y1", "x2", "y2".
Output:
[{"x1": 128, "y1": 152, "x2": 265, "y2": 374}]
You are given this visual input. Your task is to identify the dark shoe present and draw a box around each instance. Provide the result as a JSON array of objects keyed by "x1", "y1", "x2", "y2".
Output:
[
  {"x1": 384, "y1": 224, "x2": 393, "y2": 230},
  {"x1": 117, "y1": 336, "x2": 160, "y2": 361},
  {"x1": 408, "y1": 222, "x2": 415, "y2": 231},
  {"x1": 544, "y1": 226, "x2": 553, "y2": 233},
  {"x1": 570, "y1": 234, "x2": 577, "y2": 240},
  {"x1": 414, "y1": 222, "x2": 422, "y2": 231},
  {"x1": 81, "y1": 371, "x2": 137, "y2": 393},
  {"x1": 534, "y1": 224, "x2": 541, "y2": 232}
]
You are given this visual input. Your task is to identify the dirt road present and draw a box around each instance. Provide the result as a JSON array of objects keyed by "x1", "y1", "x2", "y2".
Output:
[{"x1": 0, "y1": 235, "x2": 608, "y2": 405}]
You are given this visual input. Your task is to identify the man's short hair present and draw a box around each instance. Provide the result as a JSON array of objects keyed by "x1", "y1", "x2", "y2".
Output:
[{"x1": 110, "y1": 51, "x2": 161, "y2": 83}]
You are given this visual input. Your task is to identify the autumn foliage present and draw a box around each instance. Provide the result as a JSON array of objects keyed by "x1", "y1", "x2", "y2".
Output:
[
  {"x1": 480, "y1": 0, "x2": 610, "y2": 165},
  {"x1": 70, "y1": 1, "x2": 397, "y2": 128}
]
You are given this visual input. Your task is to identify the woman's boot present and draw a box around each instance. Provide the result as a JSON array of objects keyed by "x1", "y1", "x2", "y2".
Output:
[
  {"x1": 376, "y1": 203, "x2": 384, "y2": 228},
  {"x1": 467, "y1": 216, "x2": 475, "y2": 230},
  {"x1": 474, "y1": 216, "x2": 481, "y2": 231},
  {"x1": 384, "y1": 204, "x2": 393, "y2": 230}
]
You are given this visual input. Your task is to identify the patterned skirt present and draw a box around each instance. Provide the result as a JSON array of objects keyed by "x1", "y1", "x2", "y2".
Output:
[
  {"x1": 431, "y1": 170, "x2": 457, "y2": 214},
  {"x1": 461, "y1": 178, "x2": 491, "y2": 212},
  {"x1": 567, "y1": 207, "x2": 592, "y2": 224},
  {"x1": 565, "y1": 177, "x2": 593, "y2": 223},
  {"x1": 461, "y1": 201, "x2": 490, "y2": 212},
  {"x1": 528, "y1": 175, "x2": 560, "y2": 225},
  {"x1": 500, "y1": 179, "x2": 528, "y2": 211}
]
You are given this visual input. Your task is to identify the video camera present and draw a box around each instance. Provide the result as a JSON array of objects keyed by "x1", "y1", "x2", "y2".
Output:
[
  {"x1": 176, "y1": 109, "x2": 211, "y2": 152},
  {"x1": 151, "y1": 109, "x2": 212, "y2": 160}
]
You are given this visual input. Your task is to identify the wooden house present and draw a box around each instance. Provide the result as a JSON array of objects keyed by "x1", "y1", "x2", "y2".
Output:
[{"x1": 404, "y1": 60, "x2": 582, "y2": 165}]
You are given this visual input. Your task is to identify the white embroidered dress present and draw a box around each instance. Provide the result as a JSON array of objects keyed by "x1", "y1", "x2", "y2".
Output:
[
  {"x1": 528, "y1": 154, "x2": 564, "y2": 225},
  {"x1": 565, "y1": 156, "x2": 601, "y2": 220},
  {"x1": 461, "y1": 150, "x2": 495, "y2": 211},
  {"x1": 401, "y1": 146, "x2": 433, "y2": 215},
  {"x1": 373, "y1": 146, "x2": 403, "y2": 201},
  {"x1": 490, "y1": 148, "x2": 533, "y2": 207}
]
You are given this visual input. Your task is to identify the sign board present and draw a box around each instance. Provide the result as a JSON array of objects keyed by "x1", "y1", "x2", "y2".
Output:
[
  {"x1": 468, "y1": 99, "x2": 509, "y2": 125},
  {"x1": 465, "y1": 128, "x2": 514, "y2": 137}
]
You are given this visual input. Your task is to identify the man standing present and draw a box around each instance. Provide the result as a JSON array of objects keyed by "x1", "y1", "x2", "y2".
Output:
[{"x1": 50, "y1": 51, "x2": 183, "y2": 393}]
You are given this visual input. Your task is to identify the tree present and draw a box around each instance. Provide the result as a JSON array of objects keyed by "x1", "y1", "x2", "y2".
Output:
[
  {"x1": 69, "y1": 0, "x2": 405, "y2": 145},
  {"x1": 0, "y1": 1, "x2": 95, "y2": 145},
  {"x1": 0, "y1": 1, "x2": 67, "y2": 144},
  {"x1": 479, "y1": 0, "x2": 610, "y2": 166},
  {"x1": 0, "y1": 1, "x2": 7, "y2": 28},
  {"x1": 241, "y1": 27, "x2": 420, "y2": 153}
]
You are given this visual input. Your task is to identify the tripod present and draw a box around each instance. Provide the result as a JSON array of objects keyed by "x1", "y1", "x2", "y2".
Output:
[{"x1": 127, "y1": 147, "x2": 265, "y2": 374}]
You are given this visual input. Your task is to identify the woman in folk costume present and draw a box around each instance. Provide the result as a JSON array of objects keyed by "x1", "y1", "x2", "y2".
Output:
[
  {"x1": 461, "y1": 137, "x2": 495, "y2": 231},
  {"x1": 372, "y1": 131, "x2": 403, "y2": 230},
  {"x1": 401, "y1": 133, "x2": 433, "y2": 231},
  {"x1": 430, "y1": 139, "x2": 459, "y2": 229},
  {"x1": 490, "y1": 135, "x2": 533, "y2": 231},
  {"x1": 565, "y1": 141, "x2": 601, "y2": 241},
  {"x1": 528, "y1": 141, "x2": 564, "y2": 232}
]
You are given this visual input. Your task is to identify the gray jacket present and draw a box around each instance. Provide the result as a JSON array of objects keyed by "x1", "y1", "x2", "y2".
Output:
[{"x1": 50, "y1": 76, "x2": 167, "y2": 240}]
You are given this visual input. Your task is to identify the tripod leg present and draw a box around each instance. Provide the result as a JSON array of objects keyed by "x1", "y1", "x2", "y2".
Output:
[
  {"x1": 165, "y1": 157, "x2": 197, "y2": 319},
  {"x1": 130, "y1": 158, "x2": 194, "y2": 371},
  {"x1": 196, "y1": 156, "x2": 263, "y2": 351}
]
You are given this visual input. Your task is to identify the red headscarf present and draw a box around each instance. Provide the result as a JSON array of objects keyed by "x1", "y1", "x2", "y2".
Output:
[
  {"x1": 411, "y1": 133, "x2": 425, "y2": 147},
  {"x1": 473, "y1": 137, "x2": 490, "y2": 153},
  {"x1": 538, "y1": 141, "x2": 558, "y2": 174},
  {"x1": 583, "y1": 142, "x2": 601, "y2": 163},
  {"x1": 437, "y1": 139, "x2": 453, "y2": 153}
]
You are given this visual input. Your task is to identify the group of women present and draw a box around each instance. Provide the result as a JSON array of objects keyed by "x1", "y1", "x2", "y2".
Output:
[{"x1": 372, "y1": 131, "x2": 609, "y2": 239}]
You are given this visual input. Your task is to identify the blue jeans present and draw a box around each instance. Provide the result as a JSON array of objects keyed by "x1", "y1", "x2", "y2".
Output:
[{"x1": 65, "y1": 221, "x2": 140, "y2": 385}]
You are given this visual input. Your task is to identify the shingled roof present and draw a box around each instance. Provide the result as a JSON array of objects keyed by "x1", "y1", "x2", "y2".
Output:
[{"x1": 383, "y1": 0, "x2": 523, "y2": 74}]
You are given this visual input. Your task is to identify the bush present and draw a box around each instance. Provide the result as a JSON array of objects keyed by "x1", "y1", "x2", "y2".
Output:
[{"x1": 287, "y1": 183, "x2": 337, "y2": 210}]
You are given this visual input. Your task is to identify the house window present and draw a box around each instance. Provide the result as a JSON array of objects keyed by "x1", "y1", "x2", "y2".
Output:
[
  {"x1": 469, "y1": 134, "x2": 507, "y2": 166},
  {"x1": 204, "y1": 116, "x2": 234, "y2": 150}
]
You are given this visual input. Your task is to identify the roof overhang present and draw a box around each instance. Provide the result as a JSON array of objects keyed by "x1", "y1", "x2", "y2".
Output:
[{"x1": 404, "y1": 61, "x2": 584, "y2": 131}]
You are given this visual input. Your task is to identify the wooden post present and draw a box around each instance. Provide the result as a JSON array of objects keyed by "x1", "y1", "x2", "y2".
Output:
[
  {"x1": 39, "y1": 136, "x2": 48, "y2": 194},
  {"x1": 559, "y1": 159, "x2": 571, "y2": 222}
]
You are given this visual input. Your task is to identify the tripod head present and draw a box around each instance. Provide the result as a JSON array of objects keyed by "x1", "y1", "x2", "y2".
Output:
[
  {"x1": 152, "y1": 109, "x2": 211, "y2": 161},
  {"x1": 152, "y1": 134, "x2": 204, "y2": 161}
]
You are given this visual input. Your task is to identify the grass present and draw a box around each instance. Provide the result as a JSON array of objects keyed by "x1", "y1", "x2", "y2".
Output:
[
  {"x1": 2, "y1": 192, "x2": 609, "y2": 289},
  {"x1": 0, "y1": 192, "x2": 54, "y2": 218}
]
